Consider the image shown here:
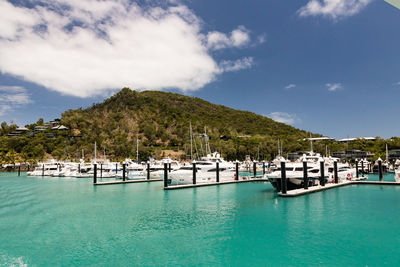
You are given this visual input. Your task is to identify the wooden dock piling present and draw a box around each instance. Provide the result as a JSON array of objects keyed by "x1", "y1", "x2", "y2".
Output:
[
  {"x1": 216, "y1": 162, "x2": 220, "y2": 183},
  {"x1": 164, "y1": 163, "x2": 168, "y2": 188},
  {"x1": 192, "y1": 161, "x2": 197, "y2": 185},
  {"x1": 303, "y1": 160, "x2": 308, "y2": 189},
  {"x1": 334, "y1": 160, "x2": 338, "y2": 184},
  {"x1": 280, "y1": 161, "x2": 287, "y2": 194},
  {"x1": 93, "y1": 164, "x2": 97, "y2": 184},
  {"x1": 355, "y1": 159, "x2": 359, "y2": 178},
  {"x1": 320, "y1": 160, "x2": 325, "y2": 186}
]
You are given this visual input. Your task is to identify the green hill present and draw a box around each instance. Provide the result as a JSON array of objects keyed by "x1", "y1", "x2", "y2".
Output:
[
  {"x1": 60, "y1": 88, "x2": 314, "y2": 160},
  {"x1": 1, "y1": 88, "x2": 324, "y2": 163},
  {"x1": 2, "y1": 88, "x2": 396, "y2": 163}
]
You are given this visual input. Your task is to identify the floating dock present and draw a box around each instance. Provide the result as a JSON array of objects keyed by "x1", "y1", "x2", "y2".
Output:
[
  {"x1": 277, "y1": 177, "x2": 400, "y2": 197},
  {"x1": 354, "y1": 181, "x2": 400, "y2": 185},
  {"x1": 94, "y1": 179, "x2": 162, "y2": 186},
  {"x1": 164, "y1": 178, "x2": 268, "y2": 190}
]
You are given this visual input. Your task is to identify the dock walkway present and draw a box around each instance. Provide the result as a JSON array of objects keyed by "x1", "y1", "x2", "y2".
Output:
[
  {"x1": 165, "y1": 178, "x2": 268, "y2": 190},
  {"x1": 278, "y1": 177, "x2": 400, "y2": 197},
  {"x1": 94, "y1": 179, "x2": 162, "y2": 186}
]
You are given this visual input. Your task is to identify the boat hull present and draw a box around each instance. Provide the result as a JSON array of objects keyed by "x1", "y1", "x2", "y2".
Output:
[{"x1": 268, "y1": 177, "x2": 321, "y2": 191}]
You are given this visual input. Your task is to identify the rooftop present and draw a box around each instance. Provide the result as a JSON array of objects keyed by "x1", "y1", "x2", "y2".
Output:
[{"x1": 338, "y1": 137, "x2": 377, "y2": 142}]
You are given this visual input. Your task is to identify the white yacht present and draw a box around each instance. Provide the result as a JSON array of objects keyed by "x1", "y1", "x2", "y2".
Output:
[
  {"x1": 267, "y1": 153, "x2": 357, "y2": 191},
  {"x1": 168, "y1": 152, "x2": 235, "y2": 185},
  {"x1": 116, "y1": 159, "x2": 145, "y2": 179},
  {"x1": 267, "y1": 160, "x2": 322, "y2": 191},
  {"x1": 58, "y1": 163, "x2": 80, "y2": 177},
  {"x1": 27, "y1": 161, "x2": 60, "y2": 176},
  {"x1": 75, "y1": 163, "x2": 94, "y2": 178},
  {"x1": 395, "y1": 167, "x2": 400, "y2": 182}
]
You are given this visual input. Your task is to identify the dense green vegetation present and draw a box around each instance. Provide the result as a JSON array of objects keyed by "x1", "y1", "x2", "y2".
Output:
[{"x1": 0, "y1": 88, "x2": 399, "y2": 163}]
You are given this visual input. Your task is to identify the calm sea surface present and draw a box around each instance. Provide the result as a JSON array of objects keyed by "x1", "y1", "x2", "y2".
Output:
[{"x1": 0, "y1": 172, "x2": 399, "y2": 266}]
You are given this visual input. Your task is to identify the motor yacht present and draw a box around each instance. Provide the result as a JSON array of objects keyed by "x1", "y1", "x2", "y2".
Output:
[{"x1": 168, "y1": 152, "x2": 235, "y2": 185}]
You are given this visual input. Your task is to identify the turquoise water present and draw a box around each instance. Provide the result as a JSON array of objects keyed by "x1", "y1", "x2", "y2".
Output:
[{"x1": 1, "y1": 172, "x2": 400, "y2": 266}]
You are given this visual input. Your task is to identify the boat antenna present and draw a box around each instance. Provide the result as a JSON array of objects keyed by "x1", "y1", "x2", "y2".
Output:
[
  {"x1": 82, "y1": 149, "x2": 84, "y2": 160},
  {"x1": 309, "y1": 133, "x2": 313, "y2": 155},
  {"x1": 94, "y1": 142, "x2": 97, "y2": 163}
]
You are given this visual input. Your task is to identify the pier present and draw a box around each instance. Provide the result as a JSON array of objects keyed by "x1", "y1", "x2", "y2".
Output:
[
  {"x1": 164, "y1": 178, "x2": 268, "y2": 190},
  {"x1": 94, "y1": 179, "x2": 162, "y2": 186},
  {"x1": 278, "y1": 179, "x2": 400, "y2": 197},
  {"x1": 278, "y1": 177, "x2": 367, "y2": 197}
]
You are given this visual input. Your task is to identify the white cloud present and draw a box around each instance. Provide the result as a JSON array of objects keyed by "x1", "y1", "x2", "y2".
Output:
[
  {"x1": 0, "y1": 86, "x2": 33, "y2": 116},
  {"x1": 298, "y1": 0, "x2": 372, "y2": 20},
  {"x1": 256, "y1": 34, "x2": 267, "y2": 45},
  {"x1": 395, "y1": 82, "x2": 400, "y2": 86},
  {"x1": 0, "y1": 105, "x2": 12, "y2": 117},
  {"x1": 219, "y1": 57, "x2": 254, "y2": 72},
  {"x1": 268, "y1": 112, "x2": 300, "y2": 125},
  {"x1": 284, "y1": 84, "x2": 296, "y2": 89},
  {"x1": 206, "y1": 26, "x2": 250, "y2": 50},
  {"x1": 0, "y1": 1, "x2": 257, "y2": 98},
  {"x1": 326, "y1": 83, "x2": 342, "y2": 91}
]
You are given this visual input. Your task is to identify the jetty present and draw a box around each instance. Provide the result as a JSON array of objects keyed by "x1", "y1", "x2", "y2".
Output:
[
  {"x1": 278, "y1": 177, "x2": 366, "y2": 197},
  {"x1": 164, "y1": 178, "x2": 268, "y2": 190},
  {"x1": 94, "y1": 179, "x2": 162, "y2": 186}
]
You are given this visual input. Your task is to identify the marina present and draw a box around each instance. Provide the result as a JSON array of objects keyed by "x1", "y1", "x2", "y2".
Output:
[{"x1": 1, "y1": 1, "x2": 400, "y2": 265}]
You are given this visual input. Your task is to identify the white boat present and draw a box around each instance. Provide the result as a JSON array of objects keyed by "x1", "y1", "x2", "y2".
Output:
[
  {"x1": 124, "y1": 161, "x2": 146, "y2": 180},
  {"x1": 138, "y1": 158, "x2": 182, "y2": 180},
  {"x1": 27, "y1": 161, "x2": 60, "y2": 176},
  {"x1": 267, "y1": 153, "x2": 357, "y2": 191},
  {"x1": 58, "y1": 163, "x2": 80, "y2": 177},
  {"x1": 75, "y1": 163, "x2": 94, "y2": 178},
  {"x1": 168, "y1": 152, "x2": 235, "y2": 185},
  {"x1": 395, "y1": 168, "x2": 400, "y2": 182},
  {"x1": 168, "y1": 165, "x2": 236, "y2": 185},
  {"x1": 267, "y1": 161, "x2": 322, "y2": 191}
]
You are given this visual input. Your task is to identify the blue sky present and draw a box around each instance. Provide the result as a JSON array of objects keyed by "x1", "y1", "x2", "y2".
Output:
[{"x1": 0, "y1": 0, "x2": 399, "y2": 139}]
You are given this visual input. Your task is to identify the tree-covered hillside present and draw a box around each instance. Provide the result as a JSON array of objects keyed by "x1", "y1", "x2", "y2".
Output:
[
  {"x1": 60, "y1": 88, "x2": 313, "y2": 160},
  {"x1": 1, "y1": 88, "x2": 397, "y2": 164},
  {"x1": 0, "y1": 88, "x2": 316, "y2": 163}
]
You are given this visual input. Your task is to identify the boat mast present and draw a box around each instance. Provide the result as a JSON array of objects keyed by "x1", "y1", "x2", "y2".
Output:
[
  {"x1": 309, "y1": 133, "x2": 313, "y2": 155},
  {"x1": 204, "y1": 126, "x2": 210, "y2": 155},
  {"x1": 189, "y1": 122, "x2": 193, "y2": 160},
  {"x1": 386, "y1": 143, "x2": 389, "y2": 164},
  {"x1": 199, "y1": 137, "x2": 204, "y2": 157},
  {"x1": 277, "y1": 139, "x2": 280, "y2": 157},
  {"x1": 82, "y1": 149, "x2": 84, "y2": 160},
  {"x1": 136, "y1": 136, "x2": 139, "y2": 162}
]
